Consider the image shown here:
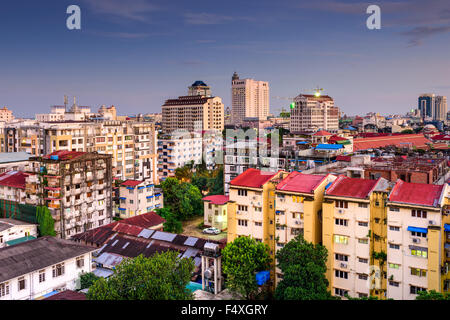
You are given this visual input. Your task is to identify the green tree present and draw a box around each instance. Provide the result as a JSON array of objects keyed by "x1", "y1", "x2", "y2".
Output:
[
  {"x1": 175, "y1": 183, "x2": 203, "y2": 220},
  {"x1": 416, "y1": 290, "x2": 450, "y2": 300},
  {"x1": 160, "y1": 177, "x2": 180, "y2": 208},
  {"x1": 222, "y1": 236, "x2": 271, "y2": 299},
  {"x1": 191, "y1": 174, "x2": 209, "y2": 193},
  {"x1": 175, "y1": 166, "x2": 192, "y2": 182},
  {"x1": 36, "y1": 206, "x2": 56, "y2": 236},
  {"x1": 401, "y1": 129, "x2": 414, "y2": 134},
  {"x1": 275, "y1": 234, "x2": 333, "y2": 300},
  {"x1": 155, "y1": 208, "x2": 183, "y2": 233},
  {"x1": 207, "y1": 166, "x2": 224, "y2": 196},
  {"x1": 87, "y1": 252, "x2": 195, "y2": 300},
  {"x1": 79, "y1": 272, "x2": 100, "y2": 290}
]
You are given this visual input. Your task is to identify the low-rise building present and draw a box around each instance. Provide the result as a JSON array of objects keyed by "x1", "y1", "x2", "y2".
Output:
[
  {"x1": 0, "y1": 219, "x2": 38, "y2": 248},
  {"x1": 0, "y1": 236, "x2": 95, "y2": 300},
  {"x1": 202, "y1": 195, "x2": 229, "y2": 231}
]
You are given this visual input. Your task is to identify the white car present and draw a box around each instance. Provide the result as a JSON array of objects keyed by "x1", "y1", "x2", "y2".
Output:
[{"x1": 203, "y1": 227, "x2": 220, "y2": 235}]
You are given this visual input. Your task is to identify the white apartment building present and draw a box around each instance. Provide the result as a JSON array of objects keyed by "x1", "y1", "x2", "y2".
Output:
[
  {"x1": 0, "y1": 236, "x2": 95, "y2": 300},
  {"x1": 0, "y1": 219, "x2": 38, "y2": 248},
  {"x1": 0, "y1": 107, "x2": 14, "y2": 123},
  {"x1": 290, "y1": 94, "x2": 339, "y2": 133},
  {"x1": 231, "y1": 72, "x2": 269, "y2": 124},
  {"x1": 117, "y1": 179, "x2": 163, "y2": 219}
]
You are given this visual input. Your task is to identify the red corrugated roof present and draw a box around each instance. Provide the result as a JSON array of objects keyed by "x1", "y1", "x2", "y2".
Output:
[
  {"x1": 326, "y1": 176, "x2": 378, "y2": 199},
  {"x1": 276, "y1": 171, "x2": 326, "y2": 194},
  {"x1": 389, "y1": 180, "x2": 444, "y2": 207},
  {"x1": 328, "y1": 135, "x2": 347, "y2": 143},
  {"x1": 431, "y1": 134, "x2": 450, "y2": 141},
  {"x1": 0, "y1": 171, "x2": 29, "y2": 189},
  {"x1": 202, "y1": 195, "x2": 229, "y2": 205},
  {"x1": 112, "y1": 222, "x2": 144, "y2": 236},
  {"x1": 121, "y1": 180, "x2": 143, "y2": 187},
  {"x1": 336, "y1": 155, "x2": 351, "y2": 162},
  {"x1": 353, "y1": 134, "x2": 431, "y2": 151},
  {"x1": 121, "y1": 212, "x2": 166, "y2": 229},
  {"x1": 230, "y1": 168, "x2": 277, "y2": 188},
  {"x1": 44, "y1": 290, "x2": 86, "y2": 300},
  {"x1": 44, "y1": 150, "x2": 86, "y2": 161}
]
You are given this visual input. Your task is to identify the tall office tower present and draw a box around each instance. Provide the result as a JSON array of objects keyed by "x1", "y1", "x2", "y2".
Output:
[
  {"x1": 435, "y1": 96, "x2": 448, "y2": 121},
  {"x1": 162, "y1": 82, "x2": 224, "y2": 133},
  {"x1": 289, "y1": 93, "x2": 339, "y2": 133},
  {"x1": 419, "y1": 94, "x2": 435, "y2": 120},
  {"x1": 231, "y1": 72, "x2": 269, "y2": 124}
]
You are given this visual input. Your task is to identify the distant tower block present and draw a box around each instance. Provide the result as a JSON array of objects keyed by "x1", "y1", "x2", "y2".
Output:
[{"x1": 188, "y1": 81, "x2": 211, "y2": 97}]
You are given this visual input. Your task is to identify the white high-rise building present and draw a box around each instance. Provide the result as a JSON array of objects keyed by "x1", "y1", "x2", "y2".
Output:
[
  {"x1": 435, "y1": 96, "x2": 447, "y2": 122},
  {"x1": 231, "y1": 72, "x2": 269, "y2": 124}
]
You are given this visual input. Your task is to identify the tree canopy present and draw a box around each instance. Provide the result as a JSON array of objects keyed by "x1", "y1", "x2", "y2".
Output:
[
  {"x1": 221, "y1": 236, "x2": 271, "y2": 299},
  {"x1": 87, "y1": 252, "x2": 195, "y2": 300},
  {"x1": 36, "y1": 206, "x2": 56, "y2": 237},
  {"x1": 160, "y1": 178, "x2": 203, "y2": 221},
  {"x1": 275, "y1": 234, "x2": 333, "y2": 300},
  {"x1": 415, "y1": 290, "x2": 450, "y2": 300},
  {"x1": 155, "y1": 207, "x2": 183, "y2": 233}
]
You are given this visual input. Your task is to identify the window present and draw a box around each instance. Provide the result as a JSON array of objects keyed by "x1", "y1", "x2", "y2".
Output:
[
  {"x1": 334, "y1": 288, "x2": 348, "y2": 297},
  {"x1": 358, "y1": 238, "x2": 368, "y2": 244},
  {"x1": 410, "y1": 268, "x2": 427, "y2": 277},
  {"x1": 389, "y1": 207, "x2": 400, "y2": 212},
  {"x1": 389, "y1": 263, "x2": 400, "y2": 269},
  {"x1": 238, "y1": 205, "x2": 248, "y2": 211},
  {"x1": 76, "y1": 256, "x2": 84, "y2": 268},
  {"x1": 335, "y1": 270, "x2": 348, "y2": 279},
  {"x1": 358, "y1": 293, "x2": 368, "y2": 298},
  {"x1": 254, "y1": 207, "x2": 262, "y2": 212},
  {"x1": 358, "y1": 203, "x2": 368, "y2": 208},
  {"x1": 358, "y1": 274, "x2": 368, "y2": 280},
  {"x1": 410, "y1": 285, "x2": 426, "y2": 295},
  {"x1": 411, "y1": 231, "x2": 427, "y2": 238},
  {"x1": 0, "y1": 282, "x2": 9, "y2": 297},
  {"x1": 335, "y1": 200, "x2": 348, "y2": 209},
  {"x1": 52, "y1": 263, "x2": 65, "y2": 278},
  {"x1": 412, "y1": 210, "x2": 427, "y2": 219},
  {"x1": 237, "y1": 220, "x2": 248, "y2": 227},
  {"x1": 358, "y1": 221, "x2": 368, "y2": 227},
  {"x1": 335, "y1": 254, "x2": 348, "y2": 262},
  {"x1": 335, "y1": 219, "x2": 348, "y2": 226},
  {"x1": 358, "y1": 257, "x2": 368, "y2": 264},
  {"x1": 389, "y1": 226, "x2": 400, "y2": 231},
  {"x1": 18, "y1": 277, "x2": 25, "y2": 291},
  {"x1": 389, "y1": 281, "x2": 399, "y2": 287},
  {"x1": 238, "y1": 189, "x2": 247, "y2": 197},
  {"x1": 334, "y1": 235, "x2": 348, "y2": 244},
  {"x1": 255, "y1": 222, "x2": 262, "y2": 227},
  {"x1": 411, "y1": 248, "x2": 427, "y2": 258},
  {"x1": 39, "y1": 270, "x2": 46, "y2": 283}
]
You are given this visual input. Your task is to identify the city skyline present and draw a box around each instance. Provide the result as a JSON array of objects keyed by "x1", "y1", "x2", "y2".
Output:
[{"x1": 1, "y1": 0, "x2": 450, "y2": 117}]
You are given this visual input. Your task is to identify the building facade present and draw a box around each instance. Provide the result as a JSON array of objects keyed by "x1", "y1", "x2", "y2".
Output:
[{"x1": 117, "y1": 179, "x2": 163, "y2": 219}]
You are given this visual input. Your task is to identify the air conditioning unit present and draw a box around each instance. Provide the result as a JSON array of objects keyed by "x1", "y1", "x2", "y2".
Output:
[
  {"x1": 295, "y1": 221, "x2": 300, "y2": 225},
  {"x1": 236, "y1": 210, "x2": 241, "y2": 215},
  {"x1": 340, "y1": 263, "x2": 348, "y2": 269},
  {"x1": 338, "y1": 209, "x2": 344, "y2": 214},
  {"x1": 429, "y1": 220, "x2": 436, "y2": 225},
  {"x1": 412, "y1": 238, "x2": 420, "y2": 244}
]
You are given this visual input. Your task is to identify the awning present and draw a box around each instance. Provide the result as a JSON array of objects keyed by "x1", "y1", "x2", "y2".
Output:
[
  {"x1": 407, "y1": 226, "x2": 428, "y2": 234},
  {"x1": 147, "y1": 195, "x2": 154, "y2": 199},
  {"x1": 444, "y1": 224, "x2": 450, "y2": 232}
]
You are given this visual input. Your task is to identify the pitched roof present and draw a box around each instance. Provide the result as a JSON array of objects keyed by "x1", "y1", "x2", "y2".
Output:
[
  {"x1": 389, "y1": 180, "x2": 444, "y2": 207},
  {"x1": 313, "y1": 130, "x2": 332, "y2": 136},
  {"x1": 121, "y1": 180, "x2": 143, "y2": 187},
  {"x1": 230, "y1": 168, "x2": 277, "y2": 189},
  {"x1": 202, "y1": 195, "x2": 229, "y2": 205},
  {"x1": 0, "y1": 171, "x2": 30, "y2": 189},
  {"x1": 121, "y1": 212, "x2": 166, "y2": 229},
  {"x1": 353, "y1": 134, "x2": 431, "y2": 151},
  {"x1": 44, "y1": 290, "x2": 86, "y2": 300},
  {"x1": 336, "y1": 155, "x2": 351, "y2": 162},
  {"x1": 326, "y1": 176, "x2": 378, "y2": 199},
  {"x1": 276, "y1": 172, "x2": 326, "y2": 194},
  {"x1": 0, "y1": 236, "x2": 96, "y2": 283}
]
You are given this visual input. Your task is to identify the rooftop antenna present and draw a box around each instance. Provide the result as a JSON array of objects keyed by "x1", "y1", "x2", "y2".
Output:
[{"x1": 314, "y1": 86, "x2": 324, "y2": 97}]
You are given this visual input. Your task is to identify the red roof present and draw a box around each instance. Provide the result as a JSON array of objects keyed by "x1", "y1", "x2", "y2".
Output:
[
  {"x1": 313, "y1": 130, "x2": 332, "y2": 136},
  {"x1": 121, "y1": 180, "x2": 143, "y2": 187},
  {"x1": 203, "y1": 195, "x2": 229, "y2": 205},
  {"x1": 0, "y1": 171, "x2": 30, "y2": 189},
  {"x1": 353, "y1": 134, "x2": 431, "y2": 151},
  {"x1": 44, "y1": 150, "x2": 86, "y2": 161},
  {"x1": 326, "y1": 176, "x2": 378, "y2": 199},
  {"x1": 328, "y1": 135, "x2": 347, "y2": 143},
  {"x1": 389, "y1": 180, "x2": 444, "y2": 207},
  {"x1": 431, "y1": 134, "x2": 450, "y2": 141},
  {"x1": 336, "y1": 155, "x2": 351, "y2": 162},
  {"x1": 44, "y1": 290, "x2": 86, "y2": 300},
  {"x1": 112, "y1": 222, "x2": 144, "y2": 236},
  {"x1": 121, "y1": 212, "x2": 166, "y2": 229},
  {"x1": 276, "y1": 172, "x2": 326, "y2": 194},
  {"x1": 230, "y1": 168, "x2": 277, "y2": 188}
]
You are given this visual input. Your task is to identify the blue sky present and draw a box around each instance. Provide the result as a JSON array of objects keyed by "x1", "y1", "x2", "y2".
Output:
[{"x1": 1, "y1": 0, "x2": 450, "y2": 117}]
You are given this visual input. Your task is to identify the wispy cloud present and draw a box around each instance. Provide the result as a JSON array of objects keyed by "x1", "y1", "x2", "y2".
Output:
[
  {"x1": 183, "y1": 12, "x2": 254, "y2": 25},
  {"x1": 401, "y1": 25, "x2": 450, "y2": 46},
  {"x1": 81, "y1": 0, "x2": 160, "y2": 23}
]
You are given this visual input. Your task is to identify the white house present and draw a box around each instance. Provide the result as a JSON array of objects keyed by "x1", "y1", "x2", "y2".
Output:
[
  {"x1": 0, "y1": 236, "x2": 96, "y2": 300},
  {"x1": 0, "y1": 219, "x2": 38, "y2": 248}
]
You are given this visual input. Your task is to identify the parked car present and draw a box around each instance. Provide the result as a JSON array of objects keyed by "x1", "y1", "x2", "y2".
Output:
[{"x1": 203, "y1": 227, "x2": 220, "y2": 235}]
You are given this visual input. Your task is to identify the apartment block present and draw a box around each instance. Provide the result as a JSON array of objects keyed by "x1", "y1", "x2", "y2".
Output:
[
  {"x1": 28, "y1": 151, "x2": 113, "y2": 239},
  {"x1": 117, "y1": 179, "x2": 163, "y2": 219},
  {"x1": 203, "y1": 195, "x2": 229, "y2": 231},
  {"x1": 0, "y1": 107, "x2": 14, "y2": 123},
  {"x1": 290, "y1": 94, "x2": 339, "y2": 133}
]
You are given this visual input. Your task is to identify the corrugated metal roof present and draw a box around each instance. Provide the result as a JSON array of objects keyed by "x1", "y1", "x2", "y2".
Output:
[
  {"x1": 95, "y1": 252, "x2": 124, "y2": 267},
  {"x1": 184, "y1": 237, "x2": 198, "y2": 247},
  {"x1": 151, "y1": 231, "x2": 177, "y2": 242},
  {"x1": 138, "y1": 229, "x2": 154, "y2": 239}
]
